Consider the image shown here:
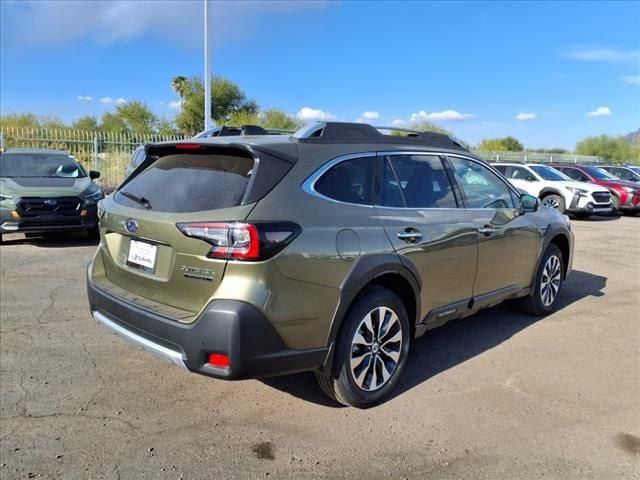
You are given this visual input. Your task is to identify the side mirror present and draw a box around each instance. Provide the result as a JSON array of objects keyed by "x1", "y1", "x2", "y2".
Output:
[
  {"x1": 89, "y1": 170, "x2": 100, "y2": 180},
  {"x1": 520, "y1": 194, "x2": 539, "y2": 213},
  {"x1": 525, "y1": 175, "x2": 537, "y2": 182}
]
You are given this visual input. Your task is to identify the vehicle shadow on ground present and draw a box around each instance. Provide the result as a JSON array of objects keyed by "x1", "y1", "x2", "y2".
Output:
[
  {"x1": 0, "y1": 232, "x2": 98, "y2": 248},
  {"x1": 260, "y1": 269, "x2": 607, "y2": 408},
  {"x1": 575, "y1": 214, "x2": 621, "y2": 222}
]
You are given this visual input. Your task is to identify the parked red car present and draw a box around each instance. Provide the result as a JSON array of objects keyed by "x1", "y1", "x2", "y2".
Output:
[{"x1": 553, "y1": 164, "x2": 640, "y2": 215}]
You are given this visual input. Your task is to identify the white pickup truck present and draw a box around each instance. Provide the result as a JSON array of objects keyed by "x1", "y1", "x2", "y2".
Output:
[{"x1": 493, "y1": 163, "x2": 612, "y2": 218}]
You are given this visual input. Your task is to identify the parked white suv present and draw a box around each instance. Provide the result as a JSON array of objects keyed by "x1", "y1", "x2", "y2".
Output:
[{"x1": 493, "y1": 163, "x2": 612, "y2": 218}]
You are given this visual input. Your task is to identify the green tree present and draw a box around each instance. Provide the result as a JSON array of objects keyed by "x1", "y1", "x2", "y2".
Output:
[
  {"x1": 0, "y1": 113, "x2": 41, "y2": 129},
  {"x1": 407, "y1": 120, "x2": 454, "y2": 136},
  {"x1": 171, "y1": 75, "x2": 188, "y2": 106},
  {"x1": 72, "y1": 115, "x2": 99, "y2": 131},
  {"x1": 100, "y1": 101, "x2": 158, "y2": 135},
  {"x1": 175, "y1": 76, "x2": 259, "y2": 135},
  {"x1": 575, "y1": 134, "x2": 633, "y2": 163},
  {"x1": 156, "y1": 117, "x2": 180, "y2": 137},
  {"x1": 479, "y1": 136, "x2": 524, "y2": 151},
  {"x1": 260, "y1": 108, "x2": 301, "y2": 130}
]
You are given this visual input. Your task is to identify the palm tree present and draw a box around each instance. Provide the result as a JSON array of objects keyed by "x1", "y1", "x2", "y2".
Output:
[{"x1": 171, "y1": 76, "x2": 188, "y2": 108}]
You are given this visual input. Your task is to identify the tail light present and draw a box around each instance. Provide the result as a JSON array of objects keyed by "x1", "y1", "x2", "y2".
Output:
[{"x1": 176, "y1": 221, "x2": 301, "y2": 261}]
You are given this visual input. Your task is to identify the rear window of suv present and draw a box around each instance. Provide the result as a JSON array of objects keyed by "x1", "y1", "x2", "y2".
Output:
[{"x1": 116, "y1": 153, "x2": 254, "y2": 213}]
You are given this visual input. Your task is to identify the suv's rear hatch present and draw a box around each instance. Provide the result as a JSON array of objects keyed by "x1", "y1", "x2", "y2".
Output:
[{"x1": 96, "y1": 143, "x2": 293, "y2": 321}]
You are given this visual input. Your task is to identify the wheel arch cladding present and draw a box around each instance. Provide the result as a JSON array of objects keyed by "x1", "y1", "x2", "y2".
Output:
[
  {"x1": 550, "y1": 233, "x2": 570, "y2": 279},
  {"x1": 321, "y1": 254, "x2": 421, "y2": 373},
  {"x1": 539, "y1": 187, "x2": 563, "y2": 199}
]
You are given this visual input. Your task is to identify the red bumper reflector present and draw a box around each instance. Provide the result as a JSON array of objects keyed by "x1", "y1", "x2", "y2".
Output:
[{"x1": 208, "y1": 353, "x2": 230, "y2": 368}]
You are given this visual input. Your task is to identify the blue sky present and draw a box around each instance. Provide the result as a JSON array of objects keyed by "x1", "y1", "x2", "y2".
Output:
[{"x1": 1, "y1": 0, "x2": 639, "y2": 149}]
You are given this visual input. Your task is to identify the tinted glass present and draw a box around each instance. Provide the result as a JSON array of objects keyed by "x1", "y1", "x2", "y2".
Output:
[
  {"x1": 558, "y1": 167, "x2": 588, "y2": 182},
  {"x1": 116, "y1": 153, "x2": 253, "y2": 212},
  {"x1": 380, "y1": 155, "x2": 456, "y2": 208},
  {"x1": 530, "y1": 165, "x2": 569, "y2": 181},
  {"x1": 504, "y1": 166, "x2": 534, "y2": 180},
  {"x1": 0, "y1": 153, "x2": 86, "y2": 178},
  {"x1": 315, "y1": 157, "x2": 374, "y2": 205},
  {"x1": 582, "y1": 166, "x2": 616, "y2": 180},
  {"x1": 448, "y1": 157, "x2": 515, "y2": 209}
]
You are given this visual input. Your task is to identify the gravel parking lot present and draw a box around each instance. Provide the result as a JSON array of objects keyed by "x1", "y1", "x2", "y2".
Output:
[{"x1": 1, "y1": 217, "x2": 638, "y2": 479}]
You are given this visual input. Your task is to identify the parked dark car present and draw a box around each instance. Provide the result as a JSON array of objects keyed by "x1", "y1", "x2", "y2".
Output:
[
  {"x1": 553, "y1": 164, "x2": 640, "y2": 215},
  {"x1": 1, "y1": 149, "x2": 103, "y2": 242}
]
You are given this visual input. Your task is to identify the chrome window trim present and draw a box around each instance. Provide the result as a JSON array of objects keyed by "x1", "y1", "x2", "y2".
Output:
[
  {"x1": 302, "y1": 150, "x2": 523, "y2": 210},
  {"x1": 301, "y1": 151, "x2": 377, "y2": 208}
]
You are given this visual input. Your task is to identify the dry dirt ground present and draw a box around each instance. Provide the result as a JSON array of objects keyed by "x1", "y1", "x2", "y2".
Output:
[{"x1": 1, "y1": 216, "x2": 639, "y2": 479}]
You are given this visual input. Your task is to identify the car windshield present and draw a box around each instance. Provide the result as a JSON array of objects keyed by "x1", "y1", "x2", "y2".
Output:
[
  {"x1": 529, "y1": 165, "x2": 570, "y2": 181},
  {"x1": 0, "y1": 153, "x2": 86, "y2": 178},
  {"x1": 582, "y1": 166, "x2": 617, "y2": 181}
]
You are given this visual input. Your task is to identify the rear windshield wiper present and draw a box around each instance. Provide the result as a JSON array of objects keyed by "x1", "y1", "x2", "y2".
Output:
[{"x1": 119, "y1": 191, "x2": 153, "y2": 210}]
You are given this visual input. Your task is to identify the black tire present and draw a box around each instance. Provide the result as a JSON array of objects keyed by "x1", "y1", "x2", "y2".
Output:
[
  {"x1": 315, "y1": 286, "x2": 411, "y2": 408},
  {"x1": 518, "y1": 244, "x2": 565, "y2": 316},
  {"x1": 611, "y1": 195, "x2": 621, "y2": 215},
  {"x1": 541, "y1": 194, "x2": 566, "y2": 213}
]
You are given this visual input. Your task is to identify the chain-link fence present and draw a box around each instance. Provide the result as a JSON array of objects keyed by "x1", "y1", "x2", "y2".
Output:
[
  {"x1": 1, "y1": 127, "x2": 607, "y2": 190},
  {"x1": 0, "y1": 127, "x2": 186, "y2": 191}
]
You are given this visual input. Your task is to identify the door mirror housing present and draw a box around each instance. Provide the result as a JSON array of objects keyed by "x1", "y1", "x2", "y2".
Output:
[
  {"x1": 89, "y1": 170, "x2": 100, "y2": 180},
  {"x1": 520, "y1": 194, "x2": 539, "y2": 213}
]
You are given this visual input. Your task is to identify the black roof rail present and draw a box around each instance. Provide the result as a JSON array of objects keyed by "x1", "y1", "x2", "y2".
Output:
[{"x1": 293, "y1": 122, "x2": 469, "y2": 151}]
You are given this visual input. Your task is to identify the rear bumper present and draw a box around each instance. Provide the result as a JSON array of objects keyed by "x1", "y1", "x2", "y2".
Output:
[
  {"x1": 87, "y1": 268, "x2": 329, "y2": 380},
  {"x1": 0, "y1": 206, "x2": 98, "y2": 233}
]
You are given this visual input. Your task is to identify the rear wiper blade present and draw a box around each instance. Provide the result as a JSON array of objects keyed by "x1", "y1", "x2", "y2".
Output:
[{"x1": 120, "y1": 191, "x2": 152, "y2": 209}]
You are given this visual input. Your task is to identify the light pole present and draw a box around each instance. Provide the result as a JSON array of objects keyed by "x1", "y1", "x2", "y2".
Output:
[{"x1": 204, "y1": 0, "x2": 213, "y2": 130}]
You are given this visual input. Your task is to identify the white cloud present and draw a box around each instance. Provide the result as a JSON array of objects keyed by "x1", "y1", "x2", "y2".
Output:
[
  {"x1": 515, "y1": 112, "x2": 536, "y2": 121},
  {"x1": 296, "y1": 107, "x2": 335, "y2": 122},
  {"x1": 76, "y1": 95, "x2": 93, "y2": 101},
  {"x1": 410, "y1": 110, "x2": 475, "y2": 122},
  {"x1": 99, "y1": 96, "x2": 126, "y2": 105},
  {"x1": 167, "y1": 100, "x2": 181, "y2": 110},
  {"x1": 567, "y1": 47, "x2": 640, "y2": 64},
  {"x1": 355, "y1": 111, "x2": 380, "y2": 123},
  {"x1": 587, "y1": 106, "x2": 612, "y2": 118},
  {"x1": 622, "y1": 74, "x2": 640, "y2": 86},
  {"x1": 3, "y1": 1, "x2": 328, "y2": 48},
  {"x1": 391, "y1": 118, "x2": 407, "y2": 127}
]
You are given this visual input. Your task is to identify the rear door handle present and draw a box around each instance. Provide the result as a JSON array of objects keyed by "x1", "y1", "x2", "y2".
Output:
[
  {"x1": 397, "y1": 229, "x2": 422, "y2": 243},
  {"x1": 477, "y1": 226, "x2": 496, "y2": 236}
]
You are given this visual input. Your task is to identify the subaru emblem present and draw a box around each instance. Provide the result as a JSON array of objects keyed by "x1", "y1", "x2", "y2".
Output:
[
  {"x1": 44, "y1": 199, "x2": 57, "y2": 206},
  {"x1": 125, "y1": 219, "x2": 138, "y2": 233}
]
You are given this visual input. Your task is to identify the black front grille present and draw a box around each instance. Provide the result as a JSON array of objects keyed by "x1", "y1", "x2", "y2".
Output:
[
  {"x1": 17, "y1": 197, "x2": 82, "y2": 217},
  {"x1": 592, "y1": 192, "x2": 611, "y2": 204}
]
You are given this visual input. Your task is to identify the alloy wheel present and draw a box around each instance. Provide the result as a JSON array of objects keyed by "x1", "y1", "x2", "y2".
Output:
[
  {"x1": 543, "y1": 197, "x2": 561, "y2": 209},
  {"x1": 349, "y1": 306, "x2": 403, "y2": 391},
  {"x1": 540, "y1": 255, "x2": 562, "y2": 307}
]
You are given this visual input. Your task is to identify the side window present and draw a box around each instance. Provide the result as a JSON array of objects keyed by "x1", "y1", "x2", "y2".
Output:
[
  {"x1": 561, "y1": 168, "x2": 588, "y2": 182},
  {"x1": 614, "y1": 168, "x2": 633, "y2": 181},
  {"x1": 315, "y1": 156, "x2": 374, "y2": 205},
  {"x1": 379, "y1": 155, "x2": 457, "y2": 208},
  {"x1": 448, "y1": 157, "x2": 516, "y2": 209},
  {"x1": 509, "y1": 166, "x2": 533, "y2": 180}
]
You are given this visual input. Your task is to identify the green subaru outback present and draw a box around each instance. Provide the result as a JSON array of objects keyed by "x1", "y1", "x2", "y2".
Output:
[
  {"x1": 87, "y1": 123, "x2": 573, "y2": 407},
  {"x1": 0, "y1": 149, "x2": 103, "y2": 242}
]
